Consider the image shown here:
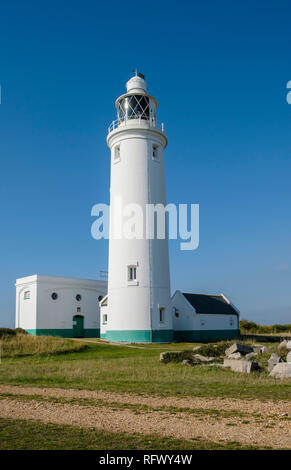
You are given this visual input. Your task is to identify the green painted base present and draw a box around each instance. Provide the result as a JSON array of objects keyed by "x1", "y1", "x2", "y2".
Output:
[
  {"x1": 26, "y1": 329, "x2": 100, "y2": 339},
  {"x1": 105, "y1": 329, "x2": 173, "y2": 343},
  {"x1": 173, "y1": 329, "x2": 240, "y2": 342}
]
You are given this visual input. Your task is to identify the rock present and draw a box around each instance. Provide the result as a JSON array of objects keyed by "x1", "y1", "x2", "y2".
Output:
[
  {"x1": 223, "y1": 358, "x2": 260, "y2": 373},
  {"x1": 286, "y1": 341, "x2": 291, "y2": 351},
  {"x1": 254, "y1": 343, "x2": 264, "y2": 348},
  {"x1": 227, "y1": 352, "x2": 242, "y2": 359},
  {"x1": 278, "y1": 340, "x2": 287, "y2": 351},
  {"x1": 160, "y1": 352, "x2": 168, "y2": 362},
  {"x1": 268, "y1": 353, "x2": 283, "y2": 372},
  {"x1": 260, "y1": 346, "x2": 268, "y2": 353},
  {"x1": 193, "y1": 354, "x2": 215, "y2": 362},
  {"x1": 245, "y1": 352, "x2": 258, "y2": 360},
  {"x1": 193, "y1": 346, "x2": 201, "y2": 351},
  {"x1": 287, "y1": 351, "x2": 291, "y2": 363},
  {"x1": 225, "y1": 343, "x2": 254, "y2": 357},
  {"x1": 269, "y1": 363, "x2": 291, "y2": 379},
  {"x1": 182, "y1": 359, "x2": 192, "y2": 366}
]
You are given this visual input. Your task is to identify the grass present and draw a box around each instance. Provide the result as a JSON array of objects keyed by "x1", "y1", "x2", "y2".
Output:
[
  {"x1": 0, "y1": 418, "x2": 263, "y2": 450},
  {"x1": 0, "y1": 339, "x2": 290, "y2": 400},
  {"x1": 0, "y1": 334, "x2": 88, "y2": 357}
]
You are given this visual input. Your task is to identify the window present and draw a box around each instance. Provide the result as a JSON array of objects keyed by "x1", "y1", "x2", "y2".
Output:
[
  {"x1": 24, "y1": 291, "x2": 30, "y2": 300},
  {"x1": 174, "y1": 308, "x2": 179, "y2": 318},
  {"x1": 76, "y1": 294, "x2": 82, "y2": 301},
  {"x1": 128, "y1": 265, "x2": 137, "y2": 282},
  {"x1": 51, "y1": 292, "x2": 58, "y2": 300},
  {"x1": 159, "y1": 307, "x2": 165, "y2": 323},
  {"x1": 152, "y1": 144, "x2": 158, "y2": 159},
  {"x1": 118, "y1": 95, "x2": 149, "y2": 122},
  {"x1": 103, "y1": 314, "x2": 108, "y2": 324},
  {"x1": 114, "y1": 145, "x2": 120, "y2": 162}
]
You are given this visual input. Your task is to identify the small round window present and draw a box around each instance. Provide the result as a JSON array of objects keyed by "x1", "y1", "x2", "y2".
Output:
[
  {"x1": 51, "y1": 292, "x2": 58, "y2": 300},
  {"x1": 76, "y1": 294, "x2": 82, "y2": 301}
]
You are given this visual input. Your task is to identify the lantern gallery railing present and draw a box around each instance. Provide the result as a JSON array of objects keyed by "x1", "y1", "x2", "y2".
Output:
[{"x1": 108, "y1": 117, "x2": 165, "y2": 134}]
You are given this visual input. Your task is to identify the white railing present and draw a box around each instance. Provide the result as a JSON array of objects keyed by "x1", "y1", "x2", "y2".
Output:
[{"x1": 108, "y1": 117, "x2": 165, "y2": 134}]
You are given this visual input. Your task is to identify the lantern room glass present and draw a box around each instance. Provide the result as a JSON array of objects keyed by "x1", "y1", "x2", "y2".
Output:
[{"x1": 118, "y1": 95, "x2": 150, "y2": 122}]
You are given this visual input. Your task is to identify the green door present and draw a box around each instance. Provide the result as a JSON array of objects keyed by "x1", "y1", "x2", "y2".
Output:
[{"x1": 73, "y1": 315, "x2": 84, "y2": 338}]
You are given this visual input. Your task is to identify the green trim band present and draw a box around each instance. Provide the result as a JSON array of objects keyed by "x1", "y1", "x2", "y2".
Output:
[
  {"x1": 105, "y1": 329, "x2": 173, "y2": 343},
  {"x1": 26, "y1": 329, "x2": 100, "y2": 339},
  {"x1": 173, "y1": 329, "x2": 240, "y2": 342}
]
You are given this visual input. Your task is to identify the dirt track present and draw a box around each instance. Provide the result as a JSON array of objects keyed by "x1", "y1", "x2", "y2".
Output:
[{"x1": 0, "y1": 385, "x2": 290, "y2": 449}]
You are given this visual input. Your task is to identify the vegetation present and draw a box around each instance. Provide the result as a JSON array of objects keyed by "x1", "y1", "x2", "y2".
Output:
[
  {"x1": 194, "y1": 341, "x2": 232, "y2": 357},
  {"x1": 0, "y1": 333, "x2": 88, "y2": 358},
  {"x1": 0, "y1": 418, "x2": 260, "y2": 450},
  {"x1": 0, "y1": 339, "x2": 290, "y2": 400},
  {"x1": 240, "y1": 319, "x2": 291, "y2": 335},
  {"x1": 0, "y1": 328, "x2": 16, "y2": 338}
]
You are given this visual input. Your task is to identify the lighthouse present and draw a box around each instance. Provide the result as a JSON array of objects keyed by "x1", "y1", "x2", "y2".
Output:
[{"x1": 104, "y1": 72, "x2": 173, "y2": 343}]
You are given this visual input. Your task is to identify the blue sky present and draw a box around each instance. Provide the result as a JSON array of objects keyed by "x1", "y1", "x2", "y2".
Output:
[{"x1": 1, "y1": 0, "x2": 291, "y2": 326}]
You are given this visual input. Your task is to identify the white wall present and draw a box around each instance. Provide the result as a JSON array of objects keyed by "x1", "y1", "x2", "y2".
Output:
[
  {"x1": 106, "y1": 122, "x2": 172, "y2": 337},
  {"x1": 15, "y1": 275, "x2": 107, "y2": 334},
  {"x1": 171, "y1": 290, "x2": 239, "y2": 332},
  {"x1": 15, "y1": 275, "x2": 37, "y2": 330}
]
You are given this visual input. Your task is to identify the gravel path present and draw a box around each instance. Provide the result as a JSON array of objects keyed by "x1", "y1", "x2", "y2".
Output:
[{"x1": 0, "y1": 385, "x2": 290, "y2": 449}]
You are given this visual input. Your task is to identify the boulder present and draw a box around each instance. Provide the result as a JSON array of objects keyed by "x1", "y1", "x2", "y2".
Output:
[
  {"x1": 227, "y1": 352, "x2": 242, "y2": 359},
  {"x1": 287, "y1": 351, "x2": 291, "y2": 363},
  {"x1": 268, "y1": 353, "x2": 283, "y2": 372},
  {"x1": 269, "y1": 363, "x2": 291, "y2": 379},
  {"x1": 286, "y1": 341, "x2": 291, "y2": 351},
  {"x1": 182, "y1": 359, "x2": 192, "y2": 366},
  {"x1": 223, "y1": 358, "x2": 260, "y2": 373},
  {"x1": 245, "y1": 352, "x2": 258, "y2": 361},
  {"x1": 260, "y1": 346, "x2": 268, "y2": 353},
  {"x1": 225, "y1": 343, "x2": 254, "y2": 357},
  {"x1": 278, "y1": 340, "x2": 287, "y2": 351},
  {"x1": 193, "y1": 346, "x2": 201, "y2": 351},
  {"x1": 193, "y1": 354, "x2": 215, "y2": 362}
]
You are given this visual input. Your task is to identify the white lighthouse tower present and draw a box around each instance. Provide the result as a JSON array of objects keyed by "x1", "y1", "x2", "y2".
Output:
[{"x1": 104, "y1": 72, "x2": 172, "y2": 343}]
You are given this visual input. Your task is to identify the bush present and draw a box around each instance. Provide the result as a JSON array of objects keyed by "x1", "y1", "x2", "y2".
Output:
[
  {"x1": 0, "y1": 328, "x2": 16, "y2": 338},
  {"x1": 196, "y1": 341, "x2": 232, "y2": 357},
  {"x1": 160, "y1": 351, "x2": 196, "y2": 364},
  {"x1": 14, "y1": 328, "x2": 28, "y2": 335},
  {"x1": 240, "y1": 319, "x2": 291, "y2": 334}
]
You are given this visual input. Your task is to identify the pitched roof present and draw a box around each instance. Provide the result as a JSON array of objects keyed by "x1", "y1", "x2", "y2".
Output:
[{"x1": 182, "y1": 293, "x2": 238, "y2": 315}]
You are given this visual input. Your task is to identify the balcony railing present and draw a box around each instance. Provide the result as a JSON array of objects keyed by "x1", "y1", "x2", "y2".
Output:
[{"x1": 108, "y1": 117, "x2": 165, "y2": 134}]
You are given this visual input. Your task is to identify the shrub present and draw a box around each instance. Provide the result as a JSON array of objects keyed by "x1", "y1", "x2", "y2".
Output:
[
  {"x1": 196, "y1": 341, "x2": 232, "y2": 357},
  {"x1": 160, "y1": 351, "x2": 196, "y2": 364},
  {"x1": 0, "y1": 328, "x2": 16, "y2": 338},
  {"x1": 14, "y1": 328, "x2": 28, "y2": 335}
]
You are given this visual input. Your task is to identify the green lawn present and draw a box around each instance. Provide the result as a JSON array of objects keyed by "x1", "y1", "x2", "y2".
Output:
[
  {"x1": 0, "y1": 339, "x2": 290, "y2": 400},
  {"x1": 0, "y1": 418, "x2": 262, "y2": 450}
]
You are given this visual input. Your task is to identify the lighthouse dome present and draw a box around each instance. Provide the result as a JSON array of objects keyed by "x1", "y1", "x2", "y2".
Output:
[{"x1": 126, "y1": 75, "x2": 147, "y2": 94}]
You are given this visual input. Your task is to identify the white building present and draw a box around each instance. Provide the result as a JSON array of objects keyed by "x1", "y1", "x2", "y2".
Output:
[
  {"x1": 15, "y1": 275, "x2": 107, "y2": 337},
  {"x1": 101, "y1": 73, "x2": 240, "y2": 342},
  {"x1": 104, "y1": 73, "x2": 172, "y2": 343},
  {"x1": 15, "y1": 73, "x2": 240, "y2": 343},
  {"x1": 170, "y1": 291, "x2": 240, "y2": 341}
]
